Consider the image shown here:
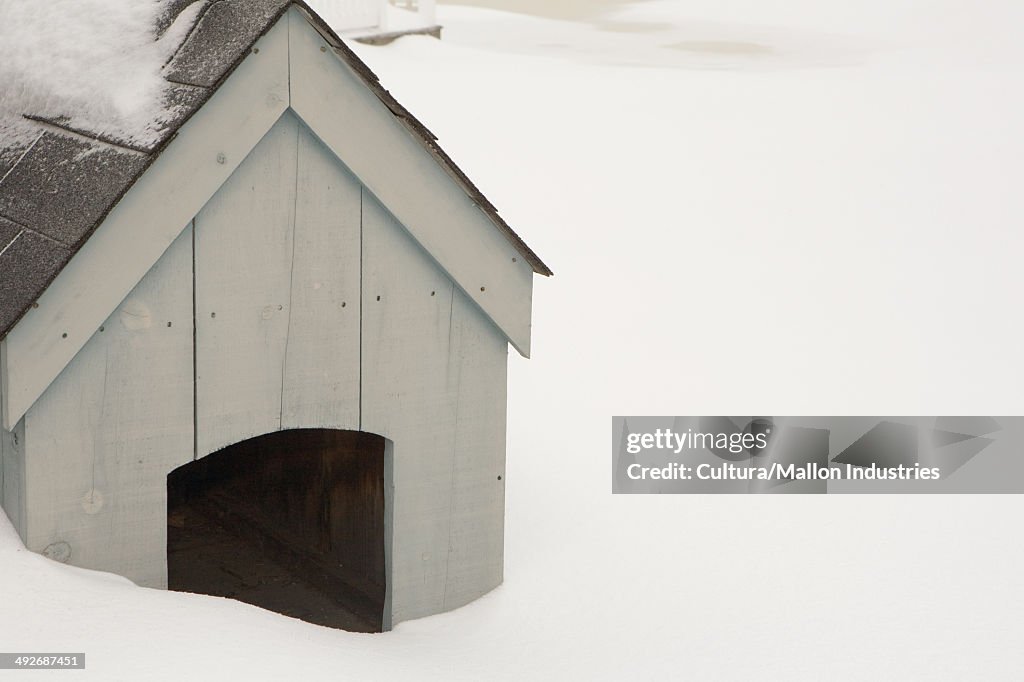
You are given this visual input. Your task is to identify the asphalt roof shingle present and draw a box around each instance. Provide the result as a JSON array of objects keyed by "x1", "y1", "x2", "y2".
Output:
[
  {"x1": 0, "y1": 217, "x2": 72, "y2": 334},
  {"x1": 0, "y1": 133, "x2": 150, "y2": 247}
]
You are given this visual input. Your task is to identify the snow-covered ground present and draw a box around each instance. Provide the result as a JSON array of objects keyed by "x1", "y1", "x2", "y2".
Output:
[{"x1": 4, "y1": 2, "x2": 1024, "y2": 679}]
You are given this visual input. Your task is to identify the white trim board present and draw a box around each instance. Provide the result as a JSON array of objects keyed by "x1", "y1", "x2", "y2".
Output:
[
  {"x1": 288, "y1": 5, "x2": 534, "y2": 356},
  {"x1": 1, "y1": 8, "x2": 536, "y2": 430}
]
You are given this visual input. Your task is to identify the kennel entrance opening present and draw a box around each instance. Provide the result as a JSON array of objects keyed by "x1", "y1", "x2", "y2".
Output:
[{"x1": 167, "y1": 429, "x2": 389, "y2": 632}]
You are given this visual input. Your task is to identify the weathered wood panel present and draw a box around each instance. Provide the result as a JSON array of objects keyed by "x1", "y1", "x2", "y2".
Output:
[
  {"x1": 194, "y1": 114, "x2": 299, "y2": 457},
  {"x1": 280, "y1": 125, "x2": 361, "y2": 431},
  {"x1": 360, "y1": 191, "x2": 459, "y2": 622},
  {"x1": 2, "y1": 16, "x2": 290, "y2": 431},
  {"x1": 289, "y1": 6, "x2": 535, "y2": 356},
  {"x1": 21, "y1": 225, "x2": 194, "y2": 587},
  {"x1": 443, "y1": 291, "x2": 508, "y2": 610},
  {"x1": 361, "y1": 190, "x2": 509, "y2": 623}
]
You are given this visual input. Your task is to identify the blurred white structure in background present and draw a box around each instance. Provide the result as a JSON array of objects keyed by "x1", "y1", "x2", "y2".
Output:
[{"x1": 308, "y1": 0, "x2": 439, "y2": 41}]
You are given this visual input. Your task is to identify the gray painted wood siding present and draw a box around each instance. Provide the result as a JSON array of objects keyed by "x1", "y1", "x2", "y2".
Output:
[
  {"x1": 12, "y1": 114, "x2": 509, "y2": 624},
  {"x1": 361, "y1": 191, "x2": 507, "y2": 622},
  {"x1": 22, "y1": 226, "x2": 195, "y2": 586}
]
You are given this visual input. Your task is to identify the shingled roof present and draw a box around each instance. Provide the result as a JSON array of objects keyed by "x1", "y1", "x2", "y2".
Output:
[{"x1": 0, "y1": 0, "x2": 551, "y2": 340}]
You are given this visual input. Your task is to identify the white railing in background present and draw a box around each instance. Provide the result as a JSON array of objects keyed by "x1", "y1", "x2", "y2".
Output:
[
  {"x1": 309, "y1": 0, "x2": 437, "y2": 33},
  {"x1": 383, "y1": 0, "x2": 437, "y2": 31},
  {"x1": 311, "y1": 0, "x2": 381, "y2": 31}
]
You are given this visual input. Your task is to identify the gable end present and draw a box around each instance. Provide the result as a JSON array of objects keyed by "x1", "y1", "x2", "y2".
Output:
[{"x1": 0, "y1": 3, "x2": 549, "y2": 430}]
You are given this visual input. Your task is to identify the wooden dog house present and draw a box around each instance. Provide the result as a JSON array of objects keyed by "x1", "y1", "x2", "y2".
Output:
[{"x1": 0, "y1": 0, "x2": 549, "y2": 631}]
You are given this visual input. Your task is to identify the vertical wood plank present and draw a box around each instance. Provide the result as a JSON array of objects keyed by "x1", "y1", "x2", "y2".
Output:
[
  {"x1": 194, "y1": 114, "x2": 299, "y2": 457},
  {"x1": 22, "y1": 225, "x2": 194, "y2": 587},
  {"x1": 360, "y1": 191, "x2": 459, "y2": 622},
  {"x1": 280, "y1": 126, "x2": 361, "y2": 431},
  {"x1": 442, "y1": 291, "x2": 509, "y2": 610}
]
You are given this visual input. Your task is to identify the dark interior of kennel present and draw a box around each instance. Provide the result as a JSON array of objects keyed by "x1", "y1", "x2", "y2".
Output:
[{"x1": 167, "y1": 429, "x2": 386, "y2": 632}]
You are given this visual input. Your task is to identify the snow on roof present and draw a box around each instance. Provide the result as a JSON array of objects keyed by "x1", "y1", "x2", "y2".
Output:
[
  {"x1": 0, "y1": 0, "x2": 550, "y2": 340},
  {"x1": 0, "y1": 0, "x2": 199, "y2": 150}
]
